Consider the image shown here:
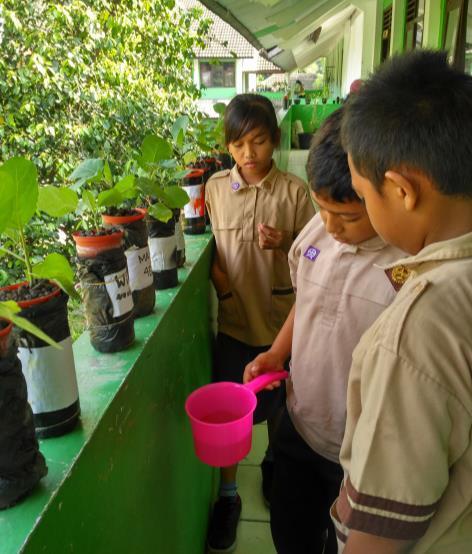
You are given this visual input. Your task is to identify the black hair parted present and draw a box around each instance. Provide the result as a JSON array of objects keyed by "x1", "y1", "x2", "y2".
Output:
[
  {"x1": 342, "y1": 50, "x2": 472, "y2": 197},
  {"x1": 306, "y1": 107, "x2": 358, "y2": 202},
  {"x1": 224, "y1": 94, "x2": 280, "y2": 145}
]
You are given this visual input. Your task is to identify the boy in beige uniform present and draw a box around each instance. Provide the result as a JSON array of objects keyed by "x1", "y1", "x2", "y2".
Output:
[
  {"x1": 244, "y1": 108, "x2": 404, "y2": 554},
  {"x1": 332, "y1": 51, "x2": 472, "y2": 553}
]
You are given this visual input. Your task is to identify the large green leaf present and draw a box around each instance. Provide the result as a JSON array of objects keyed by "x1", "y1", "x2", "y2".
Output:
[
  {"x1": 82, "y1": 189, "x2": 98, "y2": 213},
  {"x1": 0, "y1": 301, "x2": 60, "y2": 348},
  {"x1": 38, "y1": 186, "x2": 78, "y2": 217},
  {"x1": 163, "y1": 185, "x2": 189, "y2": 209},
  {"x1": 213, "y1": 102, "x2": 226, "y2": 115},
  {"x1": 135, "y1": 176, "x2": 157, "y2": 196},
  {"x1": 171, "y1": 115, "x2": 189, "y2": 143},
  {"x1": 148, "y1": 203, "x2": 173, "y2": 223},
  {"x1": 68, "y1": 159, "x2": 104, "y2": 190},
  {"x1": 0, "y1": 157, "x2": 38, "y2": 233},
  {"x1": 138, "y1": 135, "x2": 173, "y2": 170},
  {"x1": 115, "y1": 175, "x2": 136, "y2": 200},
  {"x1": 32, "y1": 253, "x2": 77, "y2": 300}
]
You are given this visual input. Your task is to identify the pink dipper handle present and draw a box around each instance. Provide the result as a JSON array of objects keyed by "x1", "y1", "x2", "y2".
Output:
[{"x1": 244, "y1": 370, "x2": 289, "y2": 394}]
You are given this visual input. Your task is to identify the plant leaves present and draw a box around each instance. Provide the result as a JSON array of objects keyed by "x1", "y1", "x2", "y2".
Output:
[
  {"x1": 0, "y1": 157, "x2": 38, "y2": 233},
  {"x1": 115, "y1": 175, "x2": 136, "y2": 199},
  {"x1": 103, "y1": 161, "x2": 113, "y2": 186},
  {"x1": 213, "y1": 102, "x2": 226, "y2": 115},
  {"x1": 32, "y1": 253, "x2": 77, "y2": 300},
  {"x1": 135, "y1": 176, "x2": 156, "y2": 196},
  {"x1": 38, "y1": 186, "x2": 78, "y2": 217},
  {"x1": 138, "y1": 135, "x2": 173, "y2": 170},
  {"x1": 81, "y1": 189, "x2": 98, "y2": 213},
  {"x1": 171, "y1": 115, "x2": 189, "y2": 143},
  {"x1": 148, "y1": 203, "x2": 173, "y2": 223},
  {"x1": 163, "y1": 185, "x2": 189, "y2": 209},
  {"x1": 97, "y1": 187, "x2": 125, "y2": 208},
  {"x1": 68, "y1": 159, "x2": 104, "y2": 190},
  {"x1": 0, "y1": 301, "x2": 60, "y2": 348}
]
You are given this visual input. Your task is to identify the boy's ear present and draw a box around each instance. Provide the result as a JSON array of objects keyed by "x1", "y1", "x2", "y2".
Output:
[{"x1": 384, "y1": 169, "x2": 419, "y2": 212}]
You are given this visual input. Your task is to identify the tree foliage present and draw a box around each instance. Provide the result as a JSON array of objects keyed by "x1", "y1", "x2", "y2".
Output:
[{"x1": 0, "y1": 0, "x2": 211, "y2": 183}]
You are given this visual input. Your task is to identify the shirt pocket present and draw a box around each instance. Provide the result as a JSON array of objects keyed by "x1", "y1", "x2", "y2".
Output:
[{"x1": 271, "y1": 286, "x2": 295, "y2": 330}]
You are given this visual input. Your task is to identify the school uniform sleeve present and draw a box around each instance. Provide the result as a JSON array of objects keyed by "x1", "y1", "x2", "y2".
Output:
[
  {"x1": 337, "y1": 282, "x2": 468, "y2": 541},
  {"x1": 293, "y1": 178, "x2": 315, "y2": 237}
]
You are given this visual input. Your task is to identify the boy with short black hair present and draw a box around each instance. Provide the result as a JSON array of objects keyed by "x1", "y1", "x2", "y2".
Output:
[
  {"x1": 332, "y1": 50, "x2": 472, "y2": 554},
  {"x1": 244, "y1": 107, "x2": 404, "y2": 554}
]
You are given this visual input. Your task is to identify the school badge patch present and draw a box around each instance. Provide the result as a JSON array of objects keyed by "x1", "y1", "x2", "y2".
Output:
[
  {"x1": 385, "y1": 265, "x2": 411, "y2": 291},
  {"x1": 303, "y1": 246, "x2": 320, "y2": 262}
]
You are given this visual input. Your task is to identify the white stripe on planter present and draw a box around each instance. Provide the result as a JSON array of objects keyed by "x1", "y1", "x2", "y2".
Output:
[
  {"x1": 125, "y1": 246, "x2": 153, "y2": 291},
  {"x1": 104, "y1": 268, "x2": 134, "y2": 317},
  {"x1": 19, "y1": 336, "x2": 78, "y2": 414},
  {"x1": 149, "y1": 236, "x2": 177, "y2": 271}
]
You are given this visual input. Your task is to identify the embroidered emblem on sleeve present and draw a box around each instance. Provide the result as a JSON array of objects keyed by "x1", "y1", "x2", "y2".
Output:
[
  {"x1": 385, "y1": 265, "x2": 411, "y2": 291},
  {"x1": 303, "y1": 246, "x2": 320, "y2": 261}
]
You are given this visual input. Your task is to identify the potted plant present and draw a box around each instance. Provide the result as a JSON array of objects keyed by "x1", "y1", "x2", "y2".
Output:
[
  {"x1": 0, "y1": 157, "x2": 80, "y2": 438},
  {"x1": 68, "y1": 159, "x2": 136, "y2": 353},
  {"x1": 70, "y1": 158, "x2": 155, "y2": 318},
  {"x1": 133, "y1": 134, "x2": 190, "y2": 289},
  {"x1": 0, "y1": 301, "x2": 61, "y2": 508}
]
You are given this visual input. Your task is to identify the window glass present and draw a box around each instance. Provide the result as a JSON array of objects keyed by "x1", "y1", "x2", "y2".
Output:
[{"x1": 199, "y1": 62, "x2": 235, "y2": 88}]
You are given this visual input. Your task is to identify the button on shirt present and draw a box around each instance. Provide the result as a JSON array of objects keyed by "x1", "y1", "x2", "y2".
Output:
[
  {"x1": 287, "y1": 214, "x2": 404, "y2": 463},
  {"x1": 335, "y1": 232, "x2": 472, "y2": 552},
  {"x1": 205, "y1": 164, "x2": 315, "y2": 346}
]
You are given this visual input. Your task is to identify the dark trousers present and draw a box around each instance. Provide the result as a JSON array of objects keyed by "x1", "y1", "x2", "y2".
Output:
[{"x1": 270, "y1": 407, "x2": 343, "y2": 554}]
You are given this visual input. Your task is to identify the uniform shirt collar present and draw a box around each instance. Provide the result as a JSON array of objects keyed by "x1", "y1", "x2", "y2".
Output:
[
  {"x1": 383, "y1": 231, "x2": 472, "y2": 269},
  {"x1": 338, "y1": 234, "x2": 386, "y2": 254},
  {"x1": 229, "y1": 162, "x2": 278, "y2": 194}
]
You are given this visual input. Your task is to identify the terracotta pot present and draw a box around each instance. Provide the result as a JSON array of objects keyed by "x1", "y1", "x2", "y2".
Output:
[
  {"x1": 0, "y1": 319, "x2": 12, "y2": 357},
  {"x1": 72, "y1": 230, "x2": 124, "y2": 258}
]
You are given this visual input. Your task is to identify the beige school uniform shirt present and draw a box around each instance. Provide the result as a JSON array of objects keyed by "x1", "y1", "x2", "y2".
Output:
[
  {"x1": 287, "y1": 214, "x2": 404, "y2": 463},
  {"x1": 333, "y1": 232, "x2": 472, "y2": 553},
  {"x1": 205, "y1": 163, "x2": 314, "y2": 346}
]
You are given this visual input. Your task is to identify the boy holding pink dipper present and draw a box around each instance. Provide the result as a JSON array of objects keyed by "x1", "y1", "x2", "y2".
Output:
[{"x1": 244, "y1": 106, "x2": 404, "y2": 554}]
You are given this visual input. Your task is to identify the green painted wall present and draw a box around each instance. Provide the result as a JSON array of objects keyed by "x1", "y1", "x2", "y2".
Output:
[
  {"x1": 423, "y1": 0, "x2": 447, "y2": 48},
  {"x1": 200, "y1": 87, "x2": 236, "y2": 99},
  {"x1": 390, "y1": 0, "x2": 407, "y2": 54},
  {"x1": 1, "y1": 234, "x2": 215, "y2": 554}
]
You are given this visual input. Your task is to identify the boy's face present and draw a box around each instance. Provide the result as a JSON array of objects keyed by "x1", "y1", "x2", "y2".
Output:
[
  {"x1": 348, "y1": 156, "x2": 416, "y2": 253},
  {"x1": 313, "y1": 191, "x2": 377, "y2": 245},
  {"x1": 227, "y1": 126, "x2": 277, "y2": 184}
]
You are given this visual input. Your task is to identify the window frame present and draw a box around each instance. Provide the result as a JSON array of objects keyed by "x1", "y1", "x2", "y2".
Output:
[{"x1": 199, "y1": 60, "x2": 236, "y2": 88}]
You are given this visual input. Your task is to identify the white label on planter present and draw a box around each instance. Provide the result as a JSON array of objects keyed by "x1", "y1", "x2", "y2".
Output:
[
  {"x1": 183, "y1": 184, "x2": 205, "y2": 219},
  {"x1": 125, "y1": 246, "x2": 153, "y2": 291},
  {"x1": 104, "y1": 268, "x2": 134, "y2": 317},
  {"x1": 175, "y1": 221, "x2": 185, "y2": 251},
  {"x1": 149, "y1": 236, "x2": 177, "y2": 272},
  {"x1": 19, "y1": 336, "x2": 79, "y2": 414}
]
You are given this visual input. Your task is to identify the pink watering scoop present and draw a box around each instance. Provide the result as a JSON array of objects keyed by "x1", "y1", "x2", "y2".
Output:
[{"x1": 185, "y1": 371, "x2": 289, "y2": 467}]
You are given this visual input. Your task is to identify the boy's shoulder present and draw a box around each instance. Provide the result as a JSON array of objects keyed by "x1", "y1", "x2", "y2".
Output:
[{"x1": 276, "y1": 169, "x2": 308, "y2": 190}]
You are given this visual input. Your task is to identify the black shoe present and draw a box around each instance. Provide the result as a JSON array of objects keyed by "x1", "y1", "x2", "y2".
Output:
[
  {"x1": 207, "y1": 494, "x2": 242, "y2": 553},
  {"x1": 261, "y1": 459, "x2": 274, "y2": 507}
]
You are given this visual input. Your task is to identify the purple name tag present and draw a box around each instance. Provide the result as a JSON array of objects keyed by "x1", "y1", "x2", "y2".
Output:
[{"x1": 303, "y1": 246, "x2": 320, "y2": 261}]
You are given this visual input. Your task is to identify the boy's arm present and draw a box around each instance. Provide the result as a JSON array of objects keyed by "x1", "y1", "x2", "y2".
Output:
[
  {"x1": 243, "y1": 304, "x2": 295, "y2": 389},
  {"x1": 344, "y1": 530, "x2": 414, "y2": 554}
]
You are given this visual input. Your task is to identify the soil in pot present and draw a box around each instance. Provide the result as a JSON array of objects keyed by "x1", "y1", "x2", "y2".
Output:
[
  {"x1": 2, "y1": 281, "x2": 81, "y2": 439},
  {"x1": 173, "y1": 209, "x2": 186, "y2": 268},
  {"x1": 147, "y1": 216, "x2": 178, "y2": 290},
  {"x1": 102, "y1": 209, "x2": 155, "y2": 318},
  {"x1": 75, "y1": 236, "x2": 135, "y2": 353},
  {"x1": 0, "y1": 342, "x2": 48, "y2": 509},
  {"x1": 182, "y1": 169, "x2": 206, "y2": 235}
]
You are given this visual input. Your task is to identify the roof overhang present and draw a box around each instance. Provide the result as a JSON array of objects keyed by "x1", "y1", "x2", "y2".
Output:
[{"x1": 198, "y1": 0, "x2": 357, "y2": 71}]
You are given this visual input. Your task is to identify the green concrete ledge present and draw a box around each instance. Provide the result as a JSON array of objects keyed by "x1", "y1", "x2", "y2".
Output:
[{"x1": 1, "y1": 233, "x2": 215, "y2": 554}]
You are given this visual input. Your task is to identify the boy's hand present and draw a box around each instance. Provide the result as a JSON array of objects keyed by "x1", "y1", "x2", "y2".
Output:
[
  {"x1": 243, "y1": 350, "x2": 286, "y2": 390},
  {"x1": 258, "y1": 224, "x2": 283, "y2": 250}
]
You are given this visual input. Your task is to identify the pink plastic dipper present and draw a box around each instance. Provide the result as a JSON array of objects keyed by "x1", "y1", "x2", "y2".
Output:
[{"x1": 185, "y1": 371, "x2": 289, "y2": 467}]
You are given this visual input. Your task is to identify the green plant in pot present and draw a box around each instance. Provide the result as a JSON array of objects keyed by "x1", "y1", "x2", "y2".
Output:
[
  {"x1": 134, "y1": 133, "x2": 190, "y2": 289},
  {"x1": 0, "y1": 156, "x2": 80, "y2": 438},
  {"x1": 70, "y1": 159, "x2": 155, "y2": 319},
  {"x1": 68, "y1": 159, "x2": 136, "y2": 353},
  {"x1": 0, "y1": 301, "x2": 61, "y2": 509}
]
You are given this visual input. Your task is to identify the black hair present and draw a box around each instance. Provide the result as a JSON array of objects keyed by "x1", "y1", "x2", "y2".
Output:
[
  {"x1": 342, "y1": 50, "x2": 472, "y2": 197},
  {"x1": 306, "y1": 106, "x2": 358, "y2": 202},
  {"x1": 224, "y1": 94, "x2": 279, "y2": 145}
]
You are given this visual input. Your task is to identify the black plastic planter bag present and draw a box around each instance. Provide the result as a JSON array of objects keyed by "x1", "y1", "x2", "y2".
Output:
[
  {"x1": 77, "y1": 247, "x2": 135, "y2": 353},
  {"x1": 148, "y1": 217, "x2": 178, "y2": 290},
  {"x1": 17, "y1": 291, "x2": 80, "y2": 438},
  {"x1": 0, "y1": 345, "x2": 47, "y2": 509},
  {"x1": 173, "y1": 209, "x2": 186, "y2": 268},
  {"x1": 104, "y1": 218, "x2": 155, "y2": 317}
]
